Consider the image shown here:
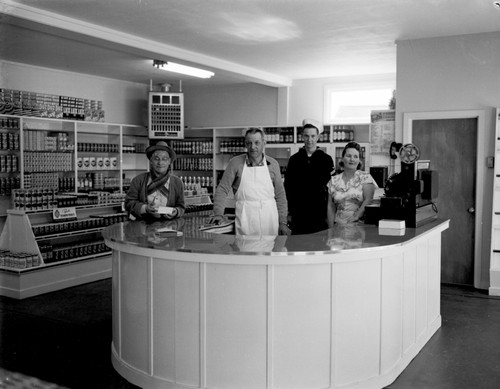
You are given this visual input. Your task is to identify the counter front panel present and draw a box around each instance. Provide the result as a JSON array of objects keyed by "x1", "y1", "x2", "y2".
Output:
[{"x1": 104, "y1": 214, "x2": 449, "y2": 389}]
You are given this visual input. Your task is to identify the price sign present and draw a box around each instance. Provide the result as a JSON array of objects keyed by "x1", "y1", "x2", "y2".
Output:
[{"x1": 52, "y1": 207, "x2": 77, "y2": 222}]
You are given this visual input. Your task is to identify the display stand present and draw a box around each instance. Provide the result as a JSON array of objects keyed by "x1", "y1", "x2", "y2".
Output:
[{"x1": 0, "y1": 204, "x2": 125, "y2": 299}]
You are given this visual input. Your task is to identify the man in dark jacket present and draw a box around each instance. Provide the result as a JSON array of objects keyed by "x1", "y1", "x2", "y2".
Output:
[{"x1": 285, "y1": 119, "x2": 334, "y2": 234}]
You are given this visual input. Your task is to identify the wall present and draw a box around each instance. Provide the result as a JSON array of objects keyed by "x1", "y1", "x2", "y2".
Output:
[
  {"x1": 396, "y1": 31, "x2": 500, "y2": 289},
  {"x1": 0, "y1": 61, "x2": 149, "y2": 125},
  {"x1": 182, "y1": 83, "x2": 278, "y2": 128}
]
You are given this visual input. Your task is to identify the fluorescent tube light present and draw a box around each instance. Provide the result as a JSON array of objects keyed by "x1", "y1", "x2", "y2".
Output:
[{"x1": 153, "y1": 60, "x2": 214, "y2": 79}]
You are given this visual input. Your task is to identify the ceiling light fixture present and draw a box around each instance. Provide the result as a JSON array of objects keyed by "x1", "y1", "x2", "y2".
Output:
[{"x1": 153, "y1": 60, "x2": 214, "y2": 79}]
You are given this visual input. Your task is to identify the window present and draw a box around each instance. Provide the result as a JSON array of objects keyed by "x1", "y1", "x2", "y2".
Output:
[
  {"x1": 326, "y1": 88, "x2": 393, "y2": 124},
  {"x1": 324, "y1": 74, "x2": 395, "y2": 124}
]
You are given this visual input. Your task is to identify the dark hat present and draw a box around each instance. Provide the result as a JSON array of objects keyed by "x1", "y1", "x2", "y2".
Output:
[
  {"x1": 146, "y1": 141, "x2": 176, "y2": 161},
  {"x1": 302, "y1": 118, "x2": 324, "y2": 134}
]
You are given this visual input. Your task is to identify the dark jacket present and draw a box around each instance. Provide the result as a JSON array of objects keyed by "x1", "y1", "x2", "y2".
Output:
[{"x1": 284, "y1": 148, "x2": 334, "y2": 234}]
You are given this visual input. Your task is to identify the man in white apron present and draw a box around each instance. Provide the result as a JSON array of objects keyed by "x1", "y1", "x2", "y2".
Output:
[{"x1": 211, "y1": 128, "x2": 290, "y2": 236}]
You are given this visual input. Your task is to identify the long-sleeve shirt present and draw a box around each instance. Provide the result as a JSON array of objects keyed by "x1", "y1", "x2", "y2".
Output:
[{"x1": 213, "y1": 154, "x2": 288, "y2": 225}]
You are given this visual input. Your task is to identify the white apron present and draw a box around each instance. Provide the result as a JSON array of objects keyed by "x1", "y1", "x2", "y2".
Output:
[{"x1": 235, "y1": 161, "x2": 279, "y2": 236}]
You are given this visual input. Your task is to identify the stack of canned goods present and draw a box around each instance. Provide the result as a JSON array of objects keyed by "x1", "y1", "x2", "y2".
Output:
[
  {"x1": 78, "y1": 142, "x2": 119, "y2": 153},
  {"x1": 122, "y1": 143, "x2": 146, "y2": 153},
  {"x1": 23, "y1": 130, "x2": 72, "y2": 151},
  {"x1": 0, "y1": 131, "x2": 19, "y2": 150},
  {"x1": 0, "y1": 88, "x2": 104, "y2": 121},
  {"x1": 31, "y1": 213, "x2": 128, "y2": 237},
  {"x1": 0, "y1": 250, "x2": 41, "y2": 269},
  {"x1": 173, "y1": 157, "x2": 213, "y2": 171},
  {"x1": 0, "y1": 176, "x2": 20, "y2": 196},
  {"x1": 171, "y1": 140, "x2": 213, "y2": 155},
  {"x1": 23, "y1": 173, "x2": 59, "y2": 190},
  {"x1": 0, "y1": 154, "x2": 19, "y2": 172},
  {"x1": 12, "y1": 188, "x2": 58, "y2": 211},
  {"x1": 0, "y1": 117, "x2": 20, "y2": 130},
  {"x1": 23, "y1": 151, "x2": 73, "y2": 172},
  {"x1": 95, "y1": 191, "x2": 125, "y2": 205},
  {"x1": 45, "y1": 239, "x2": 110, "y2": 263}
]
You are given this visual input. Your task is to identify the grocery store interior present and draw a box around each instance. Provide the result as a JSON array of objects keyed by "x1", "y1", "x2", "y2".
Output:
[{"x1": 2, "y1": 1, "x2": 500, "y2": 388}]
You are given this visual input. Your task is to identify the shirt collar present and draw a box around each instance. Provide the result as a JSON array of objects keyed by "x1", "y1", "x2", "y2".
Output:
[{"x1": 245, "y1": 154, "x2": 267, "y2": 167}]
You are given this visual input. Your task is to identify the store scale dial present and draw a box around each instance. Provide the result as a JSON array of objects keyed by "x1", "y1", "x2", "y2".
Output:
[{"x1": 148, "y1": 92, "x2": 184, "y2": 139}]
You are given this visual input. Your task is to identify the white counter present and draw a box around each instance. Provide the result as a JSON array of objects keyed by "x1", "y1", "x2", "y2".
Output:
[{"x1": 103, "y1": 215, "x2": 449, "y2": 389}]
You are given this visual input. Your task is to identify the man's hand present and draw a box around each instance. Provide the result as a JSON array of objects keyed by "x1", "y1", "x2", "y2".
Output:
[
  {"x1": 145, "y1": 204, "x2": 158, "y2": 215},
  {"x1": 279, "y1": 223, "x2": 291, "y2": 236},
  {"x1": 208, "y1": 215, "x2": 224, "y2": 225}
]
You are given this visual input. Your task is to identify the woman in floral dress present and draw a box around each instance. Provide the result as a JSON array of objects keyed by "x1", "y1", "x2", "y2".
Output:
[{"x1": 327, "y1": 142, "x2": 378, "y2": 226}]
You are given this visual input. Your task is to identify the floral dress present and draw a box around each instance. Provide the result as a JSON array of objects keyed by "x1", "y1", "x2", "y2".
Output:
[{"x1": 328, "y1": 170, "x2": 378, "y2": 224}]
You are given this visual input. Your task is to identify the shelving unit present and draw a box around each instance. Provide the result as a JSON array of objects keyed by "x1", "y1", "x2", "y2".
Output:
[
  {"x1": 0, "y1": 114, "x2": 148, "y2": 216},
  {"x1": 0, "y1": 114, "x2": 148, "y2": 299},
  {"x1": 171, "y1": 127, "x2": 214, "y2": 195},
  {"x1": 490, "y1": 108, "x2": 500, "y2": 296},
  {"x1": 0, "y1": 203, "x2": 126, "y2": 299},
  {"x1": 196, "y1": 123, "x2": 372, "y2": 181},
  {"x1": 0, "y1": 116, "x2": 21, "y2": 216},
  {"x1": 183, "y1": 124, "x2": 370, "y2": 213}
]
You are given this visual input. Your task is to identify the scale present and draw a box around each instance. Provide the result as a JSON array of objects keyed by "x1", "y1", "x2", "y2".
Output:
[{"x1": 379, "y1": 143, "x2": 439, "y2": 227}]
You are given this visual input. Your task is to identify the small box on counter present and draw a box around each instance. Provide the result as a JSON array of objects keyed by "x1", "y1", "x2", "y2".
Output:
[
  {"x1": 378, "y1": 219, "x2": 405, "y2": 229},
  {"x1": 378, "y1": 228, "x2": 406, "y2": 236}
]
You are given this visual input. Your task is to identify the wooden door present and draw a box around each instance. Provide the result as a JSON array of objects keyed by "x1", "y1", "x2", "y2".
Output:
[{"x1": 412, "y1": 118, "x2": 477, "y2": 285}]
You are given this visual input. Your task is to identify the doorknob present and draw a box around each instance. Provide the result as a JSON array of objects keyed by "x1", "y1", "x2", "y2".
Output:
[{"x1": 468, "y1": 207, "x2": 475, "y2": 214}]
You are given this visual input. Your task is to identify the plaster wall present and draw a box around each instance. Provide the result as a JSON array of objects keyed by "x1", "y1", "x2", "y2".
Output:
[
  {"x1": 396, "y1": 31, "x2": 500, "y2": 289},
  {"x1": 0, "y1": 61, "x2": 149, "y2": 125},
  {"x1": 182, "y1": 83, "x2": 278, "y2": 128}
]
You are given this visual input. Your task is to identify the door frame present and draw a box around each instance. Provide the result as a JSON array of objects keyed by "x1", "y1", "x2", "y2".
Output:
[{"x1": 403, "y1": 110, "x2": 486, "y2": 288}]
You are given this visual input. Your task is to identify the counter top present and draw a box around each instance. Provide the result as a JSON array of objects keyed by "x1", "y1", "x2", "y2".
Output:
[{"x1": 103, "y1": 211, "x2": 449, "y2": 257}]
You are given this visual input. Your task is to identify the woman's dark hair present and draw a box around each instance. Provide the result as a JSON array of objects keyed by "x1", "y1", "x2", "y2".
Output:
[
  {"x1": 339, "y1": 142, "x2": 363, "y2": 170},
  {"x1": 341, "y1": 141, "x2": 361, "y2": 157}
]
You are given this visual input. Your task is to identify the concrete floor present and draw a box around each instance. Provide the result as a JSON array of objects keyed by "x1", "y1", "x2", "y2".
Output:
[{"x1": 0, "y1": 280, "x2": 499, "y2": 389}]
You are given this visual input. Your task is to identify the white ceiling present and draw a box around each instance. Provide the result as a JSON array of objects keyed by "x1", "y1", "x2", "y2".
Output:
[{"x1": 1, "y1": 0, "x2": 500, "y2": 88}]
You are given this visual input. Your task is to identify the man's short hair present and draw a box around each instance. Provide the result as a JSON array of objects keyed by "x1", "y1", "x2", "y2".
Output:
[{"x1": 245, "y1": 127, "x2": 266, "y2": 139}]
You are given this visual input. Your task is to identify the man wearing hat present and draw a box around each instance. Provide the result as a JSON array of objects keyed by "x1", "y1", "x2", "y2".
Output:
[
  {"x1": 284, "y1": 119, "x2": 334, "y2": 234},
  {"x1": 125, "y1": 141, "x2": 185, "y2": 221}
]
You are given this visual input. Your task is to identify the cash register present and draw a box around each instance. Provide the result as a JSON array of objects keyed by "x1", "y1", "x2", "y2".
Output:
[{"x1": 365, "y1": 143, "x2": 439, "y2": 227}]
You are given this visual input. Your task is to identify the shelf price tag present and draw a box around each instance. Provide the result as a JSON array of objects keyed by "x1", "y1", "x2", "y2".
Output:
[{"x1": 52, "y1": 207, "x2": 77, "y2": 222}]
